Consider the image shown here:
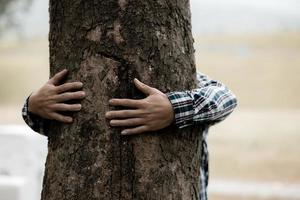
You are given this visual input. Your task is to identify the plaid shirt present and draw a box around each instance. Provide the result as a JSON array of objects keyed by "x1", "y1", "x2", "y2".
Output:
[
  {"x1": 22, "y1": 72, "x2": 238, "y2": 200},
  {"x1": 166, "y1": 72, "x2": 238, "y2": 200}
]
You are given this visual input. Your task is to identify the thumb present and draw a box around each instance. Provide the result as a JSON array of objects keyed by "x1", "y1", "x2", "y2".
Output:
[
  {"x1": 48, "y1": 69, "x2": 68, "y2": 85},
  {"x1": 134, "y1": 78, "x2": 155, "y2": 95}
]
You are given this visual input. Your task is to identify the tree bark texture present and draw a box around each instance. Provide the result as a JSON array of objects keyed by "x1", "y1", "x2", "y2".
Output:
[{"x1": 42, "y1": 0, "x2": 204, "y2": 199}]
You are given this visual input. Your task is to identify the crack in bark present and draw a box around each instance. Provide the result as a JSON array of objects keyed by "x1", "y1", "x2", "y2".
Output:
[{"x1": 96, "y1": 51, "x2": 129, "y2": 66}]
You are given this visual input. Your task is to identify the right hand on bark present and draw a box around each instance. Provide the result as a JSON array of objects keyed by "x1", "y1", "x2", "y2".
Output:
[{"x1": 28, "y1": 69, "x2": 86, "y2": 123}]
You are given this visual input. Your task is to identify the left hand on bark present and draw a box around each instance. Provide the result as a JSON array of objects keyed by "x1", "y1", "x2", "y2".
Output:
[{"x1": 105, "y1": 78, "x2": 174, "y2": 135}]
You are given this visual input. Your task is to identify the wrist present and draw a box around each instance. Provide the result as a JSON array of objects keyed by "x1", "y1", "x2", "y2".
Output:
[
  {"x1": 163, "y1": 93, "x2": 175, "y2": 126},
  {"x1": 28, "y1": 92, "x2": 37, "y2": 114}
]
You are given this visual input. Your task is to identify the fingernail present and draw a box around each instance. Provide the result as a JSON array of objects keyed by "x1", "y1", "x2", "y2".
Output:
[
  {"x1": 109, "y1": 99, "x2": 113, "y2": 104},
  {"x1": 121, "y1": 130, "x2": 127, "y2": 135},
  {"x1": 105, "y1": 112, "x2": 109, "y2": 118},
  {"x1": 79, "y1": 82, "x2": 83, "y2": 87}
]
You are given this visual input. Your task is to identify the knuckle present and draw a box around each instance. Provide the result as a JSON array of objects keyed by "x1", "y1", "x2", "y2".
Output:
[
  {"x1": 52, "y1": 94, "x2": 59, "y2": 101},
  {"x1": 47, "y1": 115, "x2": 54, "y2": 120},
  {"x1": 143, "y1": 113, "x2": 151, "y2": 121},
  {"x1": 60, "y1": 93, "x2": 67, "y2": 99},
  {"x1": 128, "y1": 120, "x2": 135, "y2": 126},
  {"x1": 56, "y1": 85, "x2": 63, "y2": 92},
  {"x1": 135, "y1": 118, "x2": 142, "y2": 124},
  {"x1": 49, "y1": 113, "x2": 57, "y2": 120},
  {"x1": 69, "y1": 83, "x2": 77, "y2": 89},
  {"x1": 50, "y1": 85, "x2": 59, "y2": 93},
  {"x1": 56, "y1": 116, "x2": 63, "y2": 122},
  {"x1": 143, "y1": 125, "x2": 150, "y2": 130},
  {"x1": 64, "y1": 93, "x2": 72, "y2": 99},
  {"x1": 122, "y1": 110, "x2": 129, "y2": 116},
  {"x1": 123, "y1": 99, "x2": 129, "y2": 105},
  {"x1": 62, "y1": 83, "x2": 70, "y2": 90},
  {"x1": 69, "y1": 93, "x2": 76, "y2": 99},
  {"x1": 63, "y1": 104, "x2": 70, "y2": 110},
  {"x1": 141, "y1": 100, "x2": 149, "y2": 108},
  {"x1": 47, "y1": 104, "x2": 56, "y2": 110}
]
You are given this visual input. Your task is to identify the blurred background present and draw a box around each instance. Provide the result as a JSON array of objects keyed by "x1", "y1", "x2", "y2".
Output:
[{"x1": 0, "y1": 0, "x2": 300, "y2": 199}]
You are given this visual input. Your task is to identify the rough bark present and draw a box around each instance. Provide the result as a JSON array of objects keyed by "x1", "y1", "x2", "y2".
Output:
[{"x1": 41, "y1": 0, "x2": 204, "y2": 199}]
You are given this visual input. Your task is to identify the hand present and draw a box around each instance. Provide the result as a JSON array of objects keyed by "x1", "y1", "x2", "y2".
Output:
[
  {"x1": 28, "y1": 69, "x2": 86, "y2": 123},
  {"x1": 105, "y1": 78, "x2": 174, "y2": 135}
]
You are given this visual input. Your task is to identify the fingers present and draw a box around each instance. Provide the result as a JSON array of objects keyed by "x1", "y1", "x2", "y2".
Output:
[
  {"x1": 121, "y1": 126, "x2": 149, "y2": 135},
  {"x1": 109, "y1": 98, "x2": 143, "y2": 108},
  {"x1": 48, "y1": 69, "x2": 68, "y2": 85},
  {"x1": 52, "y1": 103, "x2": 82, "y2": 112},
  {"x1": 55, "y1": 91, "x2": 86, "y2": 102},
  {"x1": 105, "y1": 110, "x2": 142, "y2": 119},
  {"x1": 110, "y1": 118, "x2": 144, "y2": 127},
  {"x1": 134, "y1": 78, "x2": 154, "y2": 95},
  {"x1": 56, "y1": 82, "x2": 83, "y2": 93},
  {"x1": 50, "y1": 113, "x2": 73, "y2": 123}
]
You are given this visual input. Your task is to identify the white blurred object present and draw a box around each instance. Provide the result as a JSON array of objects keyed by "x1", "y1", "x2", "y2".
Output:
[
  {"x1": 0, "y1": 176, "x2": 26, "y2": 200},
  {"x1": 209, "y1": 179, "x2": 300, "y2": 199},
  {"x1": 0, "y1": 125, "x2": 47, "y2": 200}
]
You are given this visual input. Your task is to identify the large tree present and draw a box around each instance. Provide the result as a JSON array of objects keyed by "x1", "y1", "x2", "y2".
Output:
[{"x1": 42, "y1": 0, "x2": 203, "y2": 199}]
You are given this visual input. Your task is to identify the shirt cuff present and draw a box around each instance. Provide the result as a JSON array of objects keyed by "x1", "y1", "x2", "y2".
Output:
[
  {"x1": 22, "y1": 95, "x2": 48, "y2": 136},
  {"x1": 166, "y1": 91, "x2": 194, "y2": 129}
]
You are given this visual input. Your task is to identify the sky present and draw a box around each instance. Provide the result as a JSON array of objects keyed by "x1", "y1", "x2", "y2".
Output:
[
  {"x1": 190, "y1": 0, "x2": 300, "y2": 34},
  {"x1": 4, "y1": 0, "x2": 300, "y2": 38}
]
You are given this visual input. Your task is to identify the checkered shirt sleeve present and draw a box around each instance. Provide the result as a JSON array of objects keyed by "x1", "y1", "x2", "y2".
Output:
[
  {"x1": 22, "y1": 95, "x2": 49, "y2": 136},
  {"x1": 166, "y1": 72, "x2": 238, "y2": 129}
]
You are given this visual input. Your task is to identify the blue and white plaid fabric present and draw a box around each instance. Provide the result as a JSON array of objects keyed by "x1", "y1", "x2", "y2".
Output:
[
  {"x1": 166, "y1": 72, "x2": 238, "y2": 199},
  {"x1": 22, "y1": 72, "x2": 238, "y2": 200}
]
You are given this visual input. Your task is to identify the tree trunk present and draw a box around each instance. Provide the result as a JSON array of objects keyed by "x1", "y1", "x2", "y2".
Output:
[{"x1": 42, "y1": 0, "x2": 204, "y2": 199}]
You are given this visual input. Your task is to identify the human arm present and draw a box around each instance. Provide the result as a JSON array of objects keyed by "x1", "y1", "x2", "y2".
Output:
[
  {"x1": 105, "y1": 72, "x2": 238, "y2": 135},
  {"x1": 166, "y1": 72, "x2": 238, "y2": 128},
  {"x1": 22, "y1": 69, "x2": 86, "y2": 136}
]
